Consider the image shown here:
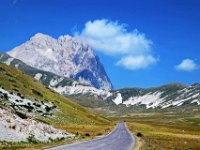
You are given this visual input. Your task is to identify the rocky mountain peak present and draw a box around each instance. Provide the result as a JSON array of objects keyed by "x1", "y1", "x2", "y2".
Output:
[{"x1": 8, "y1": 33, "x2": 113, "y2": 90}]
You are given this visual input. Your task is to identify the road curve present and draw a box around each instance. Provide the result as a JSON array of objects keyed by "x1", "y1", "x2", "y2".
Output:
[{"x1": 48, "y1": 122, "x2": 135, "y2": 150}]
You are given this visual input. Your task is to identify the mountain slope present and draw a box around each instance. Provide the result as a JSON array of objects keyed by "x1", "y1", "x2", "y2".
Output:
[
  {"x1": 111, "y1": 83, "x2": 200, "y2": 109},
  {"x1": 0, "y1": 62, "x2": 110, "y2": 128},
  {"x1": 0, "y1": 52, "x2": 111, "y2": 100},
  {"x1": 71, "y1": 82, "x2": 200, "y2": 110},
  {"x1": 7, "y1": 33, "x2": 112, "y2": 90},
  {"x1": 0, "y1": 106, "x2": 73, "y2": 142},
  {"x1": 1, "y1": 52, "x2": 199, "y2": 112},
  {"x1": 0, "y1": 52, "x2": 79, "y2": 88}
]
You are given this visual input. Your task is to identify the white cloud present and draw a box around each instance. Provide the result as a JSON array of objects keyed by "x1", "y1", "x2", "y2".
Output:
[
  {"x1": 75, "y1": 19, "x2": 157, "y2": 70},
  {"x1": 175, "y1": 59, "x2": 198, "y2": 72},
  {"x1": 116, "y1": 55, "x2": 158, "y2": 70},
  {"x1": 75, "y1": 19, "x2": 152, "y2": 55}
]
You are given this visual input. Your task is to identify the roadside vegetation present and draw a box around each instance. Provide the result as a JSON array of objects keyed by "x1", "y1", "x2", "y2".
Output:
[
  {"x1": 0, "y1": 124, "x2": 113, "y2": 149},
  {"x1": 112, "y1": 112, "x2": 200, "y2": 150}
]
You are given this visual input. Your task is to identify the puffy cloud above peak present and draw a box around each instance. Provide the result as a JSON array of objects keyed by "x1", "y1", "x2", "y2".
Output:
[
  {"x1": 75, "y1": 19, "x2": 152, "y2": 56},
  {"x1": 75, "y1": 19, "x2": 157, "y2": 70},
  {"x1": 175, "y1": 59, "x2": 198, "y2": 72}
]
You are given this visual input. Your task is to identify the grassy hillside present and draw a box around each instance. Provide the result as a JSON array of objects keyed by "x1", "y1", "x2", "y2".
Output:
[
  {"x1": 0, "y1": 52, "x2": 81, "y2": 89},
  {"x1": 0, "y1": 62, "x2": 115, "y2": 148},
  {"x1": 0, "y1": 62, "x2": 112, "y2": 128}
]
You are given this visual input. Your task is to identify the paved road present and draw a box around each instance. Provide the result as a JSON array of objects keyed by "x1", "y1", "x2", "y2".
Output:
[{"x1": 48, "y1": 122, "x2": 135, "y2": 150}]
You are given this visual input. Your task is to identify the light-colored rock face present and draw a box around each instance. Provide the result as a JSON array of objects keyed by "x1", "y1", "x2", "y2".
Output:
[
  {"x1": 0, "y1": 87, "x2": 74, "y2": 142},
  {"x1": 8, "y1": 33, "x2": 112, "y2": 90},
  {"x1": 0, "y1": 107, "x2": 73, "y2": 142}
]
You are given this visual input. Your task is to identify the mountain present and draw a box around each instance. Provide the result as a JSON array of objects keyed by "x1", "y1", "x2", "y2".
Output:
[
  {"x1": 109, "y1": 83, "x2": 200, "y2": 109},
  {"x1": 0, "y1": 51, "x2": 110, "y2": 105},
  {"x1": 0, "y1": 62, "x2": 110, "y2": 143},
  {"x1": 0, "y1": 52, "x2": 80, "y2": 89},
  {"x1": 1, "y1": 52, "x2": 200, "y2": 112},
  {"x1": 7, "y1": 33, "x2": 112, "y2": 90},
  {"x1": 62, "y1": 82, "x2": 200, "y2": 112},
  {"x1": 0, "y1": 52, "x2": 110, "y2": 100}
]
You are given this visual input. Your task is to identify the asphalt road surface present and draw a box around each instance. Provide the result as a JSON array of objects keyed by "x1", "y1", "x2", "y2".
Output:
[{"x1": 48, "y1": 122, "x2": 134, "y2": 150}]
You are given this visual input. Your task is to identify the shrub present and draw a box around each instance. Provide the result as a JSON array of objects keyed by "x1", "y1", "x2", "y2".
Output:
[
  {"x1": 57, "y1": 137, "x2": 65, "y2": 141},
  {"x1": 52, "y1": 105, "x2": 57, "y2": 109},
  {"x1": 12, "y1": 84, "x2": 18, "y2": 88},
  {"x1": 13, "y1": 88, "x2": 19, "y2": 92},
  {"x1": 27, "y1": 134, "x2": 38, "y2": 144},
  {"x1": 22, "y1": 104, "x2": 34, "y2": 112},
  {"x1": 15, "y1": 111, "x2": 28, "y2": 119},
  {"x1": 136, "y1": 132, "x2": 143, "y2": 137},
  {"x1": 96, "y1": 133, "x2": 102, "y2": 136},
  {"x1": 33, "y1": 102, "x2": 41, "y2": 107},
  {"x1": 6, "y1": 73, "x2": 14, "y2": 78},
  {"x1": 45, "y1": 106, "x2": 52, "y2": 112},
  {"x1": 10, "y1": 103, "x2": 17, "y2": 109},
  {"x1": 3, "y1": 93, "x2": 8, "y2": 99},
  {"x1": 35, "y1": 118, "x2": 49, "y2": 124},
  {"x1": 0, "y1": 67, "x2": 6, "y2": 71},
  {"x1": 32, "y1": 89, "x2": 43, "y2": 97},
  {"x1": 36, "y1": 110, "x2": 43, "y2": 113},
  {"x1": 9, "y1": 79, "x2": 16, "y2": 83},
  {"x1": 17, "y1": 92, "x2": 22, "y2": 97},
  {"x1": 10, "y1": 125, "x2": 16, "y2": 130},
  {"x1": 85, "y1": 133, "x2": 90, "y2": 137}
]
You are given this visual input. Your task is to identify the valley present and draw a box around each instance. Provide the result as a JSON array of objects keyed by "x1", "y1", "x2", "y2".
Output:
[
  {"x1": 0, "y1": 48, "x2": 200, "y2": 149},
  {"x1": 0, "y1": 34, "x2": 199, "y2": 150},
  {"x1": 1, "y1": 0, "x2": 200, "y2": 149}
]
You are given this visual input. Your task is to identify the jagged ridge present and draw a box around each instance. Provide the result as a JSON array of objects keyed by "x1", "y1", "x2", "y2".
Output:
[{"x1": 7, "y1": 33, "x2": 113, "y2": 90}]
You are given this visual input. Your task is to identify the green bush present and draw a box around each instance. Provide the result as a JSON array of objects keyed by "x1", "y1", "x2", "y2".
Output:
[
  {"x1": 3, "y1": 93, "x2": 8, "y2": 99},
  {"x1": 15, "y1": 111, "x2": 28, "y2": 119},
  {"x1": 136, "y1": 132, "x2": 143, "y2": 137},
  {"x1": 9, "y1": 79, "x2": 16, "y2": 83},
  {"x1": 85, "y1": 133, "x2": 90, "y2": 137},
  {"x1": 32, "y1": 89, "x2": 43, "y2": 97},
  {"x1": 27, "y1": 134, "x2": 38, "y2": 144}
]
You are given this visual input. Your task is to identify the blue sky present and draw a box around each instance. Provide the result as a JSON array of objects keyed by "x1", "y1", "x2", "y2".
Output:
[{"x1": 0, "y1": 0, "x2": 200, "y2": 89}]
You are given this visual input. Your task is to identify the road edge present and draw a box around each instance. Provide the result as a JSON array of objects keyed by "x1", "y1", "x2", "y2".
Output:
[
  {"x1": 45, "y1": 123, "x2": 119, "y2": 150},
  {"x1": 124, "y1": 122, "x2": 136, "y2": 150},
  {"x1": 125, "y1": 122, "x2": 143, "y2": 150}
]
